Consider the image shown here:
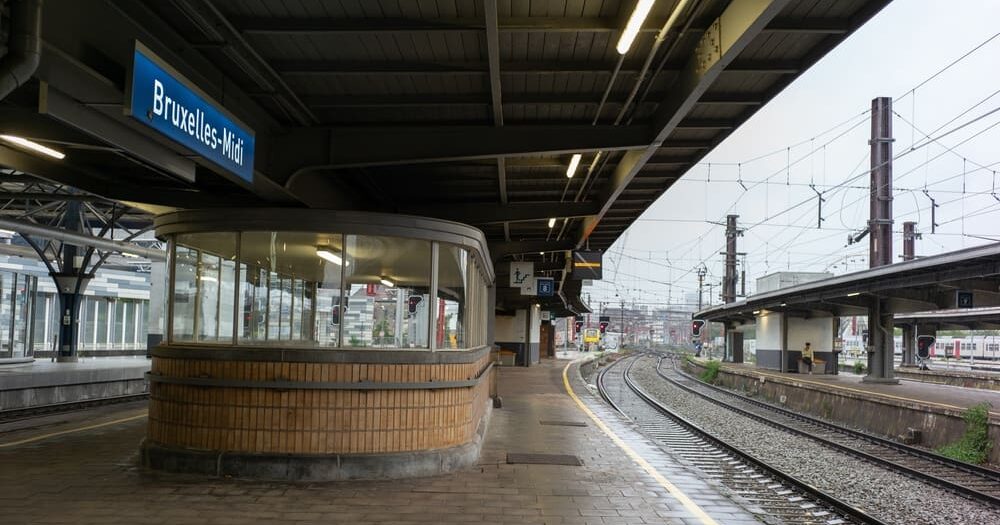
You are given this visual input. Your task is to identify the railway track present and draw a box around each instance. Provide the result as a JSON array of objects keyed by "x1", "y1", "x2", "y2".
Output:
[
  {"x1": 653, "y1": 352, "x2": 1000, "y2": 509},
  {"x1": 0, "y1": 393, "x2": 149, "y2": 423},
  {"x1": 597, "y1": 354, "x2": 884, "y2": 525}
]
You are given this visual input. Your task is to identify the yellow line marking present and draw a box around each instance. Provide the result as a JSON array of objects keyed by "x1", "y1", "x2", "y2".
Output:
[
  {"x1": 746, "y1": 368, "x2": 1000, "y2": 417},
  {"x1": 562, "y1": 359, "x2": 720, "y2": 525},
  {"x1": 0, "y1": 412, "x2": 147, "y2": 448}
]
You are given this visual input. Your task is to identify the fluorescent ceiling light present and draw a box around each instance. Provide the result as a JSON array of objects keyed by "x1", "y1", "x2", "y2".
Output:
[
  {"x1": 847, "y1": 292, "x2": 861, "y2": 297},
  {"x1": 0, "y1": 135, "x2": 65, "y2": 160},
  {"x1": 316, "y1": 248, "x2": 344, "y2": 266},
  {"x1": 380, "y1": 276, "x2": 395, "y2": 288},
  {"x1": 566, "y1": 153, "x2": 582, "y2": 178},
  {"x1": 0, "y1": 229, "x2": 15, "y2": 235},
  {"x1": 121, "y1": 252, "x2": 140, "y2": 258},
  {"x1": 199, "y1": 275, "x2": 217, "y2": 282},
  {"x1": 752, "y1": 310, "x2": 760, "y2": 315},
  {"x1": 548, "y1": 218, "x2": 556, "y2": 228},
  {"x1": 616, "y1": 0, "x2": 656, "y2": 55}
]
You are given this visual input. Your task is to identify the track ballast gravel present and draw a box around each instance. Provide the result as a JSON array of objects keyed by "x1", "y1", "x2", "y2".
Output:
[{"x1": 628, "y1": 356, "x2": 1000, "y2": 525}]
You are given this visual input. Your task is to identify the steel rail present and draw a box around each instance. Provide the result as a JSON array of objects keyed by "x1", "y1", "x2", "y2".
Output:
[
  {"x1": 600, "y1": 353, "x2": 886, "y2": 525},
  {"x1": 657, "y1": 353, "x2": 1000, "y2": 509}
]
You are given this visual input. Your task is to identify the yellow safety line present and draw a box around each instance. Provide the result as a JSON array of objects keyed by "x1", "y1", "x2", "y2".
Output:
[
  {"x1": 0, "y1": 412, "x2": 147, "y2": 448},
  {"x1": 747, "y1": 369, "x2": 1000, "y2": 416},
  {"x1": 561, "y1": 360, "x2": 720, "y2": 525}
]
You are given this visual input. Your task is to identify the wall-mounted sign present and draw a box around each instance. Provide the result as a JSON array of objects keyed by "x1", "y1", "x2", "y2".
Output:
[
  {"x1": 536, "y1": 277, "x2": 555, "y2": 297},
  {"x1": 571, "y1": 250, "x2": 603, "y2": 279},
  {"x1": 956, "y1": 290, "x2": 974, "y2": 308},
  {"x1": 541, "y1": 311, "x2": 551, "y2": 321},
  {"x1": 509, "y1": 262, "x2": 534, "y2": 289},
  {"x1": 126, "y1": 42, "x2": 256, "y2": 185}
]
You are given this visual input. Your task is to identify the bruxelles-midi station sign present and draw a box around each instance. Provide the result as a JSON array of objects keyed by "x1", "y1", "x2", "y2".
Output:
[{"x1": 126, "y1": 41, "x2": 255, "y2": 185}]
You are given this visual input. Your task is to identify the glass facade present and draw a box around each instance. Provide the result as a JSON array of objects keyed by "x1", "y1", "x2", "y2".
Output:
[
  {"x1": 168, "y1": 231, "x2": 491, "y2": 351},
  {"x1": 0, "y1": 271, "x2": 36, "y2": 359}
]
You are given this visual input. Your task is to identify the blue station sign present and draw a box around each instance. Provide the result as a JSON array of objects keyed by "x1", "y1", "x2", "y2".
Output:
[{"x1": 127, "y1": 42, "x2": 255, "y2": 184}]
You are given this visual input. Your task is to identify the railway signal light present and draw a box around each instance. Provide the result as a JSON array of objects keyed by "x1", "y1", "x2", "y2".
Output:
[
  {"x1": 574, "y1": 319, "x2": 583, "y2": 333},
  {"x1": 917, "y1": 335, "x2": 935, "y2": 359},
  {"x1": 691, "y1": 320, "x2": 705, "y2": 337},
  {"x1": 599, "y1": 320, "x2": 609, "y2": 334}
]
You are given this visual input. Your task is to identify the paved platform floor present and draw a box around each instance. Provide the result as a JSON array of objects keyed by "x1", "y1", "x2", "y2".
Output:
[
  {"x1": 0, "y1": 356, "x2": 150, "y2": 390},
  {"x1": 727, "y1": 363, "x2": 1000, "y2": 417},
  {"x1": 0, "y1": 357, "x2": 763, "y2": 524}
]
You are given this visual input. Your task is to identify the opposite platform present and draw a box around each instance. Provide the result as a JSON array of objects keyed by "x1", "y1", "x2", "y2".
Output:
[
  {"x1": 0, "y1": 356, "x2": 763, "y2": 524},
  {"x1": 0, "y1": 357, "x2": 149, "y2": 410}
]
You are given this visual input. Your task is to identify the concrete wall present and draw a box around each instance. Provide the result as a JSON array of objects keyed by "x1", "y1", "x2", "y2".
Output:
[
  {"x1": 495, "y1": 310, "x2": 526, "y2": 342},
  {"x1": 756, "y1": 311, "x2": 783, "y2": 370},
  {"x1": 528, "y1": 305, "x2": 541, "y2": 365},
  {"x1": 496, "y1": 309, "x2": 530, "y2": 365},
  {"x1": 787, "y1": 316, "x2": 833, "y2": 353}
]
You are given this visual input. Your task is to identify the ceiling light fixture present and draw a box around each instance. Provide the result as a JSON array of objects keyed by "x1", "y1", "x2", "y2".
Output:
[
  {"x1": 847, "y1": 292, "x2": 861, "y2": 297},
  {"x1": 316, "y1": 248, "x2": 344, "y2": 266},
  {"x1": 616, "y1": 0, "x2": 656, "y2": 55},
  {"x1": 566, "y1": 153, "x2": 582, "y2": 178},
  {"x1": 0, "y1": 134, "x2": 65, "y2": 160},
  {"x1": 547, "y1": 218, "x2": 555, "y2": 228},
  {"x1": 380, "y1": 276, "x2": 395, "y2": 288},
  {"x1": 752, "y1": 310, "x2": 760, "y2": 315}
]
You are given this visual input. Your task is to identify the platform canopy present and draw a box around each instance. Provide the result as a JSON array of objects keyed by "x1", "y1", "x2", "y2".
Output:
[
  {"x1": 695, "y1": 242, "x2": 1000, "y2": 324},
  {"x1": 0, "y1": 0, "x2": 891, "y2": 313}
]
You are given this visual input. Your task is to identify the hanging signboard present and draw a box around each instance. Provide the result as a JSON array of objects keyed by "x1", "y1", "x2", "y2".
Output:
[
  {"x1": 571, "y1": 250, "x2": 603, "y2": 279},
  {"x1": 509, "y1": 262, "x2": 534, "y2": 289},
  {"x1": 126, "y1": 41, "x2": 256, "y2": 185},
  {"x1": 536, "y1": 277, "x2": 555, "y2": 297},
  {"x1": 519, "y1": 276, "x2": 537, "y2": 295}
]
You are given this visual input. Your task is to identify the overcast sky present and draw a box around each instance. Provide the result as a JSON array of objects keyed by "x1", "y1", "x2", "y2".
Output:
[{"x1": 585, "y1": 0, "x2": 1000, "y2": 312}]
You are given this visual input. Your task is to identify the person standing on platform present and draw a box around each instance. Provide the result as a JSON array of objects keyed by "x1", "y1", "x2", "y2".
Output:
[{"x1": 802, "y1": 342, "x2": 814, "y2": 374}]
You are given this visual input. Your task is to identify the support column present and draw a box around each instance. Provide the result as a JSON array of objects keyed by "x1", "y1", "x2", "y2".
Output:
[
  {"x1": 730, "y1": 329, "x2": 744, "y2": 364},
  {"x1": 722, "y1": 215, "x2": 741, "y2": 304},
  {"x1": 52, "y1": 274, "x2": 91, "y2": 363},
  {"x1": 780, "y1": 312, "x2": 789, "y2": 372},
  {"x1": 902, "y1": 221, "x2": 917, "y2": 261},
  {"x1": 869, "y1": 97, "x2": 894, "y2": 268},
  {"x1": 901, "y1": 323, "x2": 915, "y2": 367},
  {"x1": 146, "y1": 261, "x2": 166, "y2": 357},
  {"x1": 864, "y1": 297, "x2": 899, "y2": 383}
]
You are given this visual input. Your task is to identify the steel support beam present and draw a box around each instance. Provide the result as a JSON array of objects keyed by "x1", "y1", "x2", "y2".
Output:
[
  {"x1": 269, "y1": 125, "x2": 651, "y2": 182},
  {"x1": 490, "y1": 240, "x2": 574, "y2": 261},
  {"x1": 233, "y1": 16, "x2": 850, "y2": 35},
  {"x1": 276, "y1": 59, "x2": 796, "y2": 77},
  {"x1": 0, "y1": 217, "x2": 165, "y2": 260},
  {"x1": 577, "y1": 0, "x2": 791, "y2": 247},
  {"x1": 402, "y1": 202, "x2": 599, "y2": 225}
]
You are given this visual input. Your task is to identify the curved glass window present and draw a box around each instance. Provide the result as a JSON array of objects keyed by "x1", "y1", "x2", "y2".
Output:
[{"x1": 168, "y1": 230, "x2": 489, "y2": 351}]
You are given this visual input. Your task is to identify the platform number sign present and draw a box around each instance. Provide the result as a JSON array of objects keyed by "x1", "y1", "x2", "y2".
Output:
[
  {"x1": 916, "y1": 335, "x2": 935, "y2": 359},
  {"x1": 536, "y1": 277, "x2": 555, "y2": 297}
]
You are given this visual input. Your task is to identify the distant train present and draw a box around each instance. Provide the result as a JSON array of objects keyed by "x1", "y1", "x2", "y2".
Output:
[{"x1": 841, "y1": 335, "x2": 1000, "y2": 361}]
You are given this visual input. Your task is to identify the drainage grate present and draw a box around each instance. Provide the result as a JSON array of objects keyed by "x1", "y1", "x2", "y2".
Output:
[
  {"x1": 539, "y1": 420, "x2": 588, "y2": 427},
  {"x1": 506, "y1": 453, "x2": 583, "y2": 466}
]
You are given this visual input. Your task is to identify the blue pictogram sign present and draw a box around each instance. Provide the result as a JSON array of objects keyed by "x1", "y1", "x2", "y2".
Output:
[{"x1": 536, "y1": 277, "x2": 555, "y2": 297}]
